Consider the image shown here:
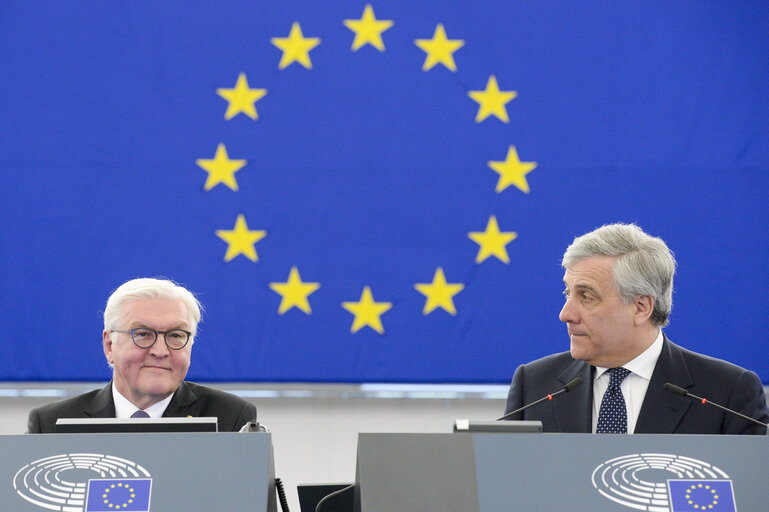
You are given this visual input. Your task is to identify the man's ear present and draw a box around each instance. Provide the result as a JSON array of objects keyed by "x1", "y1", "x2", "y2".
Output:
[
  {"x1": 634, "y1": 295, "x2": 654, "y2": 325},
  {"x1": 103, "y1": 330, "x2": 114, "y2": 365}
]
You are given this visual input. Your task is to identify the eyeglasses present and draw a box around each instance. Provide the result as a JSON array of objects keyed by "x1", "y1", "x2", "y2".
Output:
[{"x1": 111, "y1": 328, "x2": 192, "y2": 350}]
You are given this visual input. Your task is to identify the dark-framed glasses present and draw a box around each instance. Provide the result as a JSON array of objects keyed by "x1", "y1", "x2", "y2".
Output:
[{"x1": 112, "y1": 327, "x2": 191, "y2": 350}]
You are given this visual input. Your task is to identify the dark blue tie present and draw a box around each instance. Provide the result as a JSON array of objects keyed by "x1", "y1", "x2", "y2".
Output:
[
  {"x1": 596, "y1": 367, "x2": 631, "y2": 433},
  {"x1": 131, "y1": 410, "x2": 150, "y2": 418}
]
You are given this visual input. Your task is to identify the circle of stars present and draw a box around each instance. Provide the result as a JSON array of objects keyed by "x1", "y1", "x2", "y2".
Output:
[
  {"x1": 101, "y1": 482, "x2": 136, "y2": 510},
  {"x1": 685, "y1": 483, "x2": 719, "y2": 510},
  {"x1": 194, "y1": 4, "x2": 538, "y2": 334}
]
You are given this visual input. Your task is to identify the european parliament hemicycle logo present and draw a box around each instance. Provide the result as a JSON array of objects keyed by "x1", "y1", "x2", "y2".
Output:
[
  {"x1": 592, "y1": 454, "x2": 737, "y2": 512},
  {"x1": 13, "y1": 454, "x2": 152, "y2": 512}
]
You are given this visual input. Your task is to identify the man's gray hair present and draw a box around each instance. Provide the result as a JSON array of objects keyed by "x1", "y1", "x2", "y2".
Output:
[
  {"x1": 103, "y1": 278, "x2": 203, "y2": 339},
  {"x1": 562, "y1": 223, "x2": 676, "y2": 326}
]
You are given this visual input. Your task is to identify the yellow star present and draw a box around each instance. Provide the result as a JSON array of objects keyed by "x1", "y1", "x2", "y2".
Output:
[
  {"x1": 468, "y1": 216, "x2": 517, "y2": 264},
  {"x1": 468, "y1": 75, "x2": 517, "y2": 123},
  {"x1": 414, "y1": 23, "x2": 465, "y2": 72},
  {"x1": 414, "y1": 267, "x2": 465, "y2": 315},
  {"x1": 342, "y1": 286, "x2": 393, "y2": 334},
  {"x1": 215, "y1": 214, "x2": 267, "y2": 262},
  {"x1": 195, "y1": 143, "x2": 247, "y2": 191},
  {"x1": 216, "y1": 73, "x2": 267, "y2": 121},
  {"x1": 343, "y1": 4, "x2": 393, "y2": 52},
  {"x1": 488, "y1": 145, "x2": 537, "y2": 194},
  {"x1": 271, "y1": 22, "x2": 321, "y2": 70},
  {"x1": 269, "y1": 267, "x2": 321, "y2": 314}
]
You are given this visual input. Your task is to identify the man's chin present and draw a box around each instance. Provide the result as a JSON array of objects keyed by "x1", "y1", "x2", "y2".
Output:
[
  {"x1": 569, "y1": 342, "x2": 591, "y2": 363},
  {"x1": 137, "y1": 380, "x2": 178, "y2": 398}
]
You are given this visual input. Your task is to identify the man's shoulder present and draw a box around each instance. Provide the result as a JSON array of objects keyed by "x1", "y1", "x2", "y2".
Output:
[
  {"x1": 513, "y1": 350, "x2": 582, "y2": 384},
  {"x1": 180, "y1": 381, "x2": 250, "y2": 406},
  {"x1": 178, "y1": 381, "x2": 257, "y2": 431},
  {"x1": 665, "y1": 337, "x2": 755, "y2": 377},
  {"x1": 30, "y1": 388, "x2": 105, "y2": 417},
  {"x1": 522, "y1": 350, "x2": 577, "y2": 371},
  {"x1": 27, "y1": 386, "x2": 111, "y2": 433}
]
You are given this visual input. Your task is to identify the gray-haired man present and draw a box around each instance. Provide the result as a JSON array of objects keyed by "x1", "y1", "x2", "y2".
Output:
[
  {"x1": 504, "y1": 223, "x2": 768, "y2": 434},
  {"x1": 28, "y1": 278, "x2": 256, "y2": 433}
]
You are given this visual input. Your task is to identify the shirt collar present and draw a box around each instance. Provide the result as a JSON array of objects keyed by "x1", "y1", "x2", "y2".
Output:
[
  {"x1": 111, "y1": 382, "x2": 174, "y2": 419},
  {"x1": 594, "y1": 329, "x2": 664, "y2": 380}
]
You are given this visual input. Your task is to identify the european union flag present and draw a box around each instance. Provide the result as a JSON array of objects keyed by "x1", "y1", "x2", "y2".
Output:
[
  {"x1": 668, "y1": 480, "x2": 736, "y2": 512},
  {"x1": 85, "y1": 478, "x2": 152, "y2": 512},
  {"x1": 2, "y1": 3, "x2": 768, "y2": 384}
]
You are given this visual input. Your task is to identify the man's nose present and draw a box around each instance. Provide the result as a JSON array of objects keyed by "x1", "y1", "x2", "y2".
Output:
[
  {"x1": 148, "y1": 335, "x2": 171, "y2": 357},
  {"x1": 559, "y1": 299, "x2": 577, "y2": 324}
]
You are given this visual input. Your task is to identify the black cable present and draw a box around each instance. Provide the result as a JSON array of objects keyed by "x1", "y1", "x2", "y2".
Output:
[
  {"x1": 275, "y1": 477, "x2": 290, "y2": 512},
  {"x1": 315, "y1": 484, "x2": 355, "y2": 512}
]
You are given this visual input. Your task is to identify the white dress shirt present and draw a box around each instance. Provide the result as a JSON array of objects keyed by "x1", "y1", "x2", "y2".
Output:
[
  {"x1": 592, "y1": 330, "x2": 664, "y2": 433},
  {"x1": 111, "y1": 383, "x2": 174, "y2": 419}
]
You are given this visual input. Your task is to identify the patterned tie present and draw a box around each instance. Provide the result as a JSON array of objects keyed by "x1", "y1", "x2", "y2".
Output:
[
  {"x1": 131, "y1": 410, "x2": 150, "y2": 418},
  {"x1": 596, "y1": 367, "x2": 631, "y2": 433}
]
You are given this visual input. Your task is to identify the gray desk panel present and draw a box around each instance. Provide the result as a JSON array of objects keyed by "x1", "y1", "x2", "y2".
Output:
[
  {"x1": 355, "y1": 433, "x2": 479, "y2": 512},
  {"x1": 0, "y1": 433, "x2": 274, "y2": 512},
  {"x1": 474, "y1": 433, "x2": 768, "y2": 511},
  {"x1": 356, "y1": 433, "x2": 768, "y2": 512}
]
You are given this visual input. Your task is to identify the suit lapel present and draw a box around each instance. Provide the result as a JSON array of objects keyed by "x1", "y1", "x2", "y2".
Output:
[
  {"x1": 553, "y1": 360, "x2": 593, "y2": 432},
  {"x1": 162, "y1": 382, "x2": 201, "y2": 418},
  {"x1": 84, "y1": 382, "x2": 118, "y2": 418},
  {"x1": 635, "y1": 336, "x2": 693, "y2": 433}
]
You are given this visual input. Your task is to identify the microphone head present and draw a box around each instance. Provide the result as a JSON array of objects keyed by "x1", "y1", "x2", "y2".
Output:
[
  {"x1": 664, "y1": 382, "x2": 688, "y2": 397},
  {"x1": 563, "y1": 377, "x2": 582, "y2": 392}
]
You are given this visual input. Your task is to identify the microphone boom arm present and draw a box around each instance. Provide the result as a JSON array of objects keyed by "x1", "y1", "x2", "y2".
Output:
[
  {"x1": 497, "y1": 377, "x2": 582, "y2": 421},
  {"x1": 663, "y1": 382, "x2": 769, "y2": 430}
]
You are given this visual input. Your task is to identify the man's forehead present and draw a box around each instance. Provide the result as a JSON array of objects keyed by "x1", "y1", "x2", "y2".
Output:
[
  {"x1": 563, "y1": 256, "x2": 616, "y2": 287},
  {"x1": 123, "y1": 297, "x2": 189, "y2": 322}
]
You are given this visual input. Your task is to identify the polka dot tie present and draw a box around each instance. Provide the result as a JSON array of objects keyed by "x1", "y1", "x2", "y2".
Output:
[
  {"x1": 131, "y1": 410, "x2": 150, "y2": 418},
  {"x1": 596, "y1": 367, "x2": 631, "y2": 434}
]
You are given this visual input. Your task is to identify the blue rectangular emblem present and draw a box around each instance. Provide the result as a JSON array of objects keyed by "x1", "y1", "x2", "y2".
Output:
[
  {"x1": 668, "y1": 480, "x2": 736, "y2": 512},
  {"x1": 85, "y1": 478, "x2": 152, "y2": 512}
]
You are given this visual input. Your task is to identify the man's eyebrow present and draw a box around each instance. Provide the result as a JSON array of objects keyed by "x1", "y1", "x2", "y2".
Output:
[
  {"x1": 566, "y1": 283, "x2": 600, "y2": 294},
  {"x1": 127, "y1": 322, "x2": 190, "y2": 329}
]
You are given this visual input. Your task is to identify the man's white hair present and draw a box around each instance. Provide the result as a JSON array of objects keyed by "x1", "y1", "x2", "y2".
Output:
[
  {"x1": 562, "y1": 223, "x2": 676, "y2": 327},
  {"x1": 103, "y1": 278, "x2": 203, "y2": 339}
]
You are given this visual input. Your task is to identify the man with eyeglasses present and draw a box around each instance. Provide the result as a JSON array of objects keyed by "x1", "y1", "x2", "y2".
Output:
[{"x1": 27, "y1": 278, "x2": 256, "y2": 432}]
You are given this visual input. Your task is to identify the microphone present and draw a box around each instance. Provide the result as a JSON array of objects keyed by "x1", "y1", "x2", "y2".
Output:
[
  {"x1": 663, "y1": 382, "x2": 769, "y2": 431},
  {"x1": 496, "y1": 377, "x2": 583, "y2": 421}
]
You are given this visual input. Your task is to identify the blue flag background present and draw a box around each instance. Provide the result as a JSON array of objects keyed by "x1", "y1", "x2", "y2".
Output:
[{"x1": 1, "y1": 2, "x2": 767, "y2": 383}]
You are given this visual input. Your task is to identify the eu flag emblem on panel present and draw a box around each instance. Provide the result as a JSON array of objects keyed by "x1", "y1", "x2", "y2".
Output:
[
  {"x1": 85, "y1": 478, "x2": 152, "y2": 512},
  {"x1": 668, "y1": 480, "x2": 737, "y2": 512}
]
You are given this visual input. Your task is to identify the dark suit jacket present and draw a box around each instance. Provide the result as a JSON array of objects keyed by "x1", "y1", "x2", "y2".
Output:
[
  {"x1": 503, "y1": 336, "x2": 769, "y2": 434},
  {"x1": 27, "y1": 381, "x2": 257, "y2": 433}
]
